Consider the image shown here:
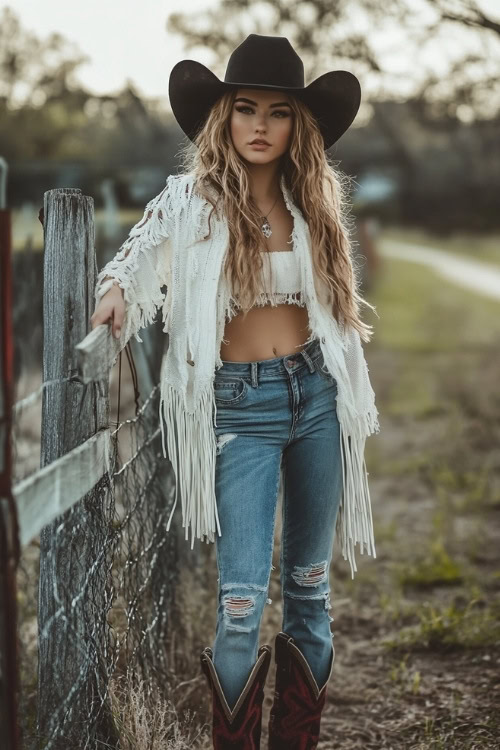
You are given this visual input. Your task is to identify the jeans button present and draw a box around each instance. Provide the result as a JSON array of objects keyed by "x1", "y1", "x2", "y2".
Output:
[{"x1": 286, "y1": 359, "x2": 295, "y2": 367}]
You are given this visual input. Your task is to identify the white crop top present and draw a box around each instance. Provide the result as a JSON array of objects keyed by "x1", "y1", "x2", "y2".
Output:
[{"x1": 250, "y1": 250, "x2": 305, "y2": 308}]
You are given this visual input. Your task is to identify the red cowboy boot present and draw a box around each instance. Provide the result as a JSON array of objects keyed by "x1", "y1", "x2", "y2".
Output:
[
  {"x1": 268, "y1": 631, "x2": 334, "y2": 749},
  {"x1": 200, "y1": 643, "x2": 272, "y2": 748}
]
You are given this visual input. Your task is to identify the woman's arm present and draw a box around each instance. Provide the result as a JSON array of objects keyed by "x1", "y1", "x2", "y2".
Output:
[{"x1": 92, "y1": 174, "x2": 177, "y2": 345}]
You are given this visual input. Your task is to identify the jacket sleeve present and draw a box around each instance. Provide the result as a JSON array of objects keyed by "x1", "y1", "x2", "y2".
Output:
[{"x1": 94, "y1": 174, "x2": 177, "y2": 344}]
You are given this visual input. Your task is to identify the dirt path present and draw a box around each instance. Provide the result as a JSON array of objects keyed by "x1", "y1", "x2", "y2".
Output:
[{"x1": 380, "y1": 240, "x2": 500, "y2": 301}]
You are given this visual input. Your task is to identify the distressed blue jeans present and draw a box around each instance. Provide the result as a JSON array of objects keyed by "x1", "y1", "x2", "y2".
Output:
[{"x1": 211, "y1": 337, "x2": 343, "y2": 711}]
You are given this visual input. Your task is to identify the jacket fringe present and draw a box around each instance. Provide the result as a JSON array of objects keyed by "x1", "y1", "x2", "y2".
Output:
[
  {"x1": 337, "y1": 410, "x2": 379, "y2": 579},
  {"x1": 95, "y1": 171, "x2": 382, "y2": 579},
  {"x1": 158, "y1": 370, "x2": 379, "y2": 580},
  {"x1": 159, "y1": 381, "x2": 222, "y2": 547}
]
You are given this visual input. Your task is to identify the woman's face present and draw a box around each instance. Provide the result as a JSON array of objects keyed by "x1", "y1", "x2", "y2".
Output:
[{"x1": 229, "y1": 87, "x2": 293, "y2": 164}]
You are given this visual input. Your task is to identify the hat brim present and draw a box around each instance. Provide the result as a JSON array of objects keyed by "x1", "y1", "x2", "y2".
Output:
[{"x1": 168, "y1": 60, "x2": 361, "y2": 150}]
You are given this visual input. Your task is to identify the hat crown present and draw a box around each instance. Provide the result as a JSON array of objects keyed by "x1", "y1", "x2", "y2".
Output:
[
  {"x1": 224, "y1": 34, "x2": 305, "y2": 89},
  {"x1": 169, "y1": 33, "x2": 361, "y2": 150}
]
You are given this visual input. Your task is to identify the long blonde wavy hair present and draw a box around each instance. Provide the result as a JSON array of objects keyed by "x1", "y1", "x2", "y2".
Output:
[{"x1": 178, "y1": 88, "x2": 377, "y2": 343}]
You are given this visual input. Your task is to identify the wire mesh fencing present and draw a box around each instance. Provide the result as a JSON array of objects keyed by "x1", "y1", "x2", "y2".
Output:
[
  {"x1": 10, "y1": 188, "x2": 198, "y2": 749},
  {"x1": 14, "y1": 362, "x2": 186, "y2": 749}
]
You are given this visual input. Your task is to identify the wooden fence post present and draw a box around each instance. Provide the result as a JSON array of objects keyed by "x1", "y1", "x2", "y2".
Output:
[
  {"x1": 0, "y1": 167, "x2": 21, "y2": 750},
  {"x1": 36, "y1": 188, "x2": 117, "y2": 747}
]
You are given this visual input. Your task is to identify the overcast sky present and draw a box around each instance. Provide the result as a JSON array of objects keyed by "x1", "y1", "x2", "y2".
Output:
[{"x1": 7, "y1": 0, "x2": 500, "y2": 107}]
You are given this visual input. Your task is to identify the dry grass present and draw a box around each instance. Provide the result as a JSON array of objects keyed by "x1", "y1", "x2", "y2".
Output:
[{"x1": 106, "y1": 670, "x2": 209, "y2": 749}]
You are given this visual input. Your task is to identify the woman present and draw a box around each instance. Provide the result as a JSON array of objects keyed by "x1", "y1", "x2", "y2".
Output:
[{"x1": 91, "y1": 34, "x2": 380, "y2": 750}]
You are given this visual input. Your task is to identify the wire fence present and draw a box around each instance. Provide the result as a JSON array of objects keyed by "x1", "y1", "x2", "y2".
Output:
[
  {"x1": 9, "y1": 186, "x2": 185, "y2": 749},
  {"x1": 15, "y1": 375, "x2": 181, "y2": 748}
]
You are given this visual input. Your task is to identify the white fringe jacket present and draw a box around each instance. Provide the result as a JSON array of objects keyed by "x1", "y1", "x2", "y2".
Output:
[{"x1": 95, "y1": 172, "x2": 381, "y2": 578}]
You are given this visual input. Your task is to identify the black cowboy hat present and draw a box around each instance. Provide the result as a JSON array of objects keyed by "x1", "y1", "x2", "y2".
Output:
[{"x1": 168, "y1": 33, "x2": 361, "y2": 151}]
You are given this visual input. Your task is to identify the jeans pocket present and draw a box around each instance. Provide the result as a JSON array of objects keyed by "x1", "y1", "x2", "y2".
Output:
[{"x1": 213, "y1": 376, "x2": 249, "y2": 405}]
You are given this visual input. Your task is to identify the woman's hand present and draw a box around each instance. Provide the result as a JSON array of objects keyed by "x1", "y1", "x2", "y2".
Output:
[{"x1": 90, "y1": 283, "x2": 125, "y2": 339}]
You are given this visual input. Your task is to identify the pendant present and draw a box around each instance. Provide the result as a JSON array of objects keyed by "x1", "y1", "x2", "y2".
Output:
[{"x1": 261, "y1": 218, "x2": 272, "y2": 238}]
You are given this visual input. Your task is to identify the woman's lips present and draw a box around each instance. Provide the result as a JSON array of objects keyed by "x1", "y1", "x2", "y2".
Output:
[{"x1": 249, "y1": 142, "x2": 271, "y2": 149}]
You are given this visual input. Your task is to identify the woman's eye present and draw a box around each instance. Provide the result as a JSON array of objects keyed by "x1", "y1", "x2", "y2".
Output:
[{"x1": 235, "y1": 106, "x2": 289, "y2": 117}]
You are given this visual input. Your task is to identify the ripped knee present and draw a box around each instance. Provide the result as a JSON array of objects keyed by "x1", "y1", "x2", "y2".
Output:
[
  {"x1": 224, "y1": 595, "x2": 255, "y2": 618},
  {"x1": 291, "y1": 560, "x2": 328, "y2": 587},
  {"x1": 220, "y1": 584, "x2": 271, "y2": 632}
]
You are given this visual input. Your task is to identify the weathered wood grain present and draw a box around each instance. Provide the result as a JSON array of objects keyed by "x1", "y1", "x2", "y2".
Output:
[
  {"x1": 37, "y1": 188, "x2": 117, "y2": 748},
  {"x1": 13, "y1": 428, "x2": 110, "y2": 548}
]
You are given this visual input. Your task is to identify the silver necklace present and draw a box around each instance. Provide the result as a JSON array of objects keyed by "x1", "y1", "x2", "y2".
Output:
[{"x1": 259, "y1": 194, "x2": 279, "y2": 238}]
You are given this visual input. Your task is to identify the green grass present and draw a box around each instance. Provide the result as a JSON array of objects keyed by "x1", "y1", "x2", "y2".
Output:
[
  {"x1": 367, "y1": 255, "x2": 500, "y2": 353},
  {"x1": 395, "y1": 538, "x2": 464, "y2": 589},
  {"x1": 365, "y1": 244, "x2": 500, "y2": 658},
  {"x1": 383, "y1": 598, "x2": 500, "y2": 652}
]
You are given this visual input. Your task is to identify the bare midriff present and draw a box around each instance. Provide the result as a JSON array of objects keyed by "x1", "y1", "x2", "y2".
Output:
[
  {"x1": 219, "y1": 194, "x2": 313, "y2": 362},
  {"x1": 220, "y1": 301, "x2": 312, "y2": 362}
]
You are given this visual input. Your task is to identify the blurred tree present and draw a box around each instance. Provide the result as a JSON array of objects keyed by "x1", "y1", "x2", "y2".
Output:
[
  {"x1": 0, "y1": 6, "x2": 90, "y2": 109},
  {"x1": 429, "y1": 0, "x2": 500, "y2": 35},
  {"x1": 0, "y1": 6, "x2": 178, "y2": 183},
  {"x1": 403, "y1": 0, "x2": 500, "y2": 124},
  {"x1": 167, "y1": 0, "x2": 395, "y2": 81},
  {"x1": 166, "y1": 0, "x2": 500, "y2": 122}
]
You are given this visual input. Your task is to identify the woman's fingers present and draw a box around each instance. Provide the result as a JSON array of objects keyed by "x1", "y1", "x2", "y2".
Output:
[
  {"x1": 112, "y1": 304, "x2": 125, "y2": 339},
  {"x1": 90, "y1": 286, "x2": 126, "y2": 337},
  {"x1": 90, "y1": 306, "x2": 112, "y2": 330}
]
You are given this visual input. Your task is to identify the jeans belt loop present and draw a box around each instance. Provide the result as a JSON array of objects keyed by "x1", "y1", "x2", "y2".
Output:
[
  {"x1": 251, "y1": 361, "x2": 258, "y2": 388},
  {"x1": 301, "y1": 348, "x2": 316, "y2": 374}
]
